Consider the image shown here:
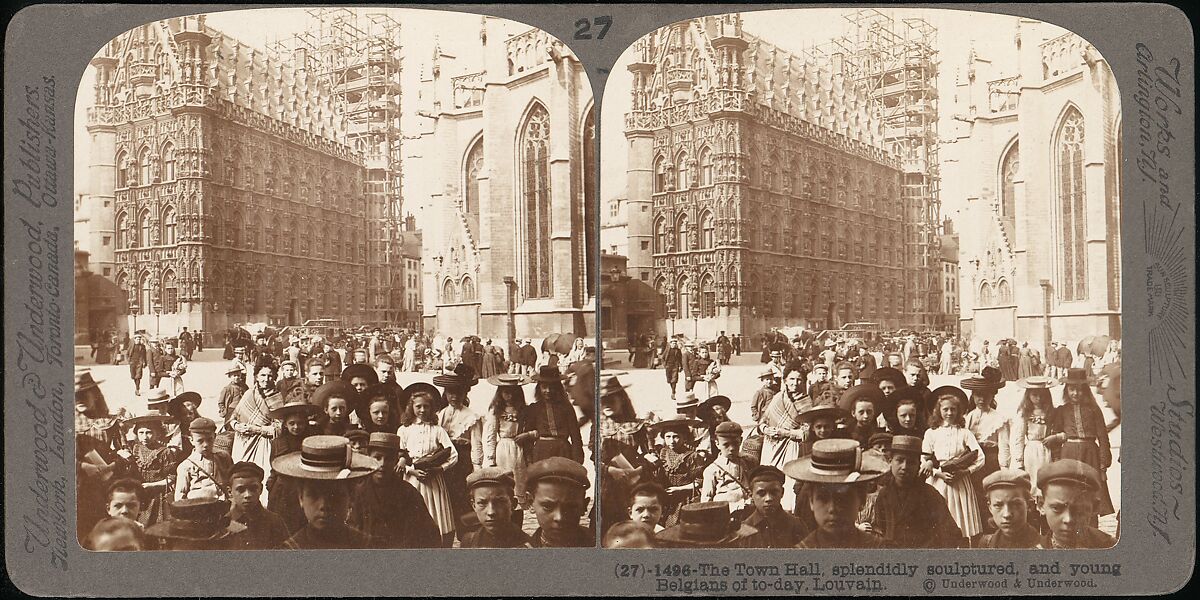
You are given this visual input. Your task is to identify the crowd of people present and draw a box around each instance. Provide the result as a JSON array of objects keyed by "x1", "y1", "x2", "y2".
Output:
[
  {"x1": 597, "y1": 334, "x2": 1122, "y2": 549},
  {"x1": 76, "y1": 329, "x2": 598, "y2": 551}
]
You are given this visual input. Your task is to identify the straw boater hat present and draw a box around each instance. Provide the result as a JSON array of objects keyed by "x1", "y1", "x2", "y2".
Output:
[
  {"x1": 145, "y1": 388, "x2": 172, "y2": 412},
  {"x1": 676, "y1": 392, "x2": 700, "y2": 411},
  {"x1": 1017, "y1": 375, "x2": 1060, "y2": 389},
  {"x1": 529, "y1": 365, "x2": 569, "y2": 384},
  {"x1": 885, "y1": 435, "x2": 922, "y2": 456},
  {"x1": 268, "y1": 399, "x2": 322, "y2": 422},
  {"x1": 224, "y1": 363, "x2": 245, "y2": 376},
  {"x1": 758, "y1": 367, "x2": 778, "y2": 380},
  {"x1": 656, "y1": 501, "x2": 757, "y2": 548},
  {"x1": 961, "y1": 366, "x2": 1005, "y2": 392},
  {"x1": 487, "y1": 373, "x2": 531, "y2": 387},
  {"x1": 433, "y1": 363, "x2": 479, "y2": 389},
  {"x1": 783, "y1": 439, "x2": 888, "y2": 484},
  {"x1": 144, "y1": 497, "x2": 242, "y2": 542},
  {"x1": 271, "y1": 435, "x2": 381, "y2": 481}
]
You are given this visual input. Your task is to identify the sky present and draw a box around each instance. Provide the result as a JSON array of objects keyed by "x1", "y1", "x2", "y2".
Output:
[{"x1": 597, "y1": 8, "x2": 1069, "y2": 223}]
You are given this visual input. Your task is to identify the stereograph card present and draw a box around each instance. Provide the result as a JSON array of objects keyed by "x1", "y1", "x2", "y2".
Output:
[{"x1": 2, "y1": 2, "x2": 1194, "y2": 597}]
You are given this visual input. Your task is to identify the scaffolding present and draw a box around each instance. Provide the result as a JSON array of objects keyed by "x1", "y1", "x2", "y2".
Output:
[
  {"x1": 807, "y1": 9, "x2": 943, "y2": 330},
  {"x1": 268, "y1": 8, "x2": 407, "y2": 326}
]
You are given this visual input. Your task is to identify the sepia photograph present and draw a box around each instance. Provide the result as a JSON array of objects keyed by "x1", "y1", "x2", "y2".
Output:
[
  {"x1": 596, "y1": 8, "x2": 1122, "y2": 550},
  {"x1": 71, "y1": 7, "x2": 597, "y2": 551}
]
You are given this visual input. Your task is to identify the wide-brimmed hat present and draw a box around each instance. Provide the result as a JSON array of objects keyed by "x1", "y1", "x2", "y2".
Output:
[
  {"x1": 838, "y1": 383, "x2": 884, "y2": 413},
  {"x1": 487, "y1": 373, "x2": 531, "y2": 387},
  {"x1": 404, "y1": 382, "x2": 446, "y2": 413},
  {"x1": 433, "y1": 363, "x2": 479, "y2": 388},
  {"x1": 168, "y1": 391, "x2": 202, "y2": 415},
  {"x1": 656, "y1": 501, "x2": 757, "y2": 547},
  {"x1": 224, "y1": 363, "x2": 246, "y2": 376},
  {"x1": 124, "y1": 413, "x2": 173, "y2": 433},
  {"x1": 758, "y1": 367, "x2": 778, "y2": 380},
  {"x1": 1017, "y1": 375, "x2": 1060, "y2": 389},
  {"x1": 529, "y1": 365, "x2": 568, "y2": 384},
  {"x1": 1060, "y1": 368, "x2": 1093, "y2": 386},
  {"x1": 355, "y1": 383, "x2": 404, "y2": 424},
  {"x1": 268, "y1": 400, "x2": 322, "y2": 422},
  {"x1": 271, "y1": 435, "x2": 381, "y2": 481},
  {"x1": 929, "y1": 385, "x2": 969, "y2": 409},
  {"x1": 310, "y1": 381, "x2": 359, "y2": 411},
  {"x1": 649, "y1": 414, "x2": 703, "y2": 434},
  {"x1": 340, "y1": 364, "x2": 379, "y2": 386},
  {"x1": 675, "y1": 392, "x2": 700, "y2": 411},
  {"x1": 144, "y1": 498, "x2": 237, "y2": 542},
  {"x1": 796, "y1": 404, "x2": 850, "y2": 425},
  {"x1": 961, "y1": 366, "x2": 1005, "y2": 392},
  {"x1": 782, "y1": 439, "x2": 888, "y2": 484},
  {"x1": 75, "y1": 370, "x2": 103, "y2": 394},
  {"x1": 598, "y1": 371, "x2": 632, "y2": 397},
  {"x1": 871, "y1": 367, "x2": 905, "y2": 387},
  {"x1": 145, "y1": 388, "x2": 171, "y2": 411},
  {"x1": 699, "y1": 395, "x2": 731, "y2": 413}
]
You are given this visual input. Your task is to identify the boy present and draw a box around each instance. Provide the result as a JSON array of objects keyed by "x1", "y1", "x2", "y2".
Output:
[
  {"x1": 628, "y1": 482, "x2": 667, "y2": 533},
  {"x1": 602, "y1": 521, "x2": 655, "y2": 548},
  {"x1": 787, "y1": 438, "x2": 888, "y2": 548},
  {"x1": 86, "y1": 516, "x2": 146, "y2": 551},
  {"x1": 459, "y1": 466, "x2": 531, "y2": 548},
  {"x1": 348, "y1": 433, "x2": 441, "y2": 548},
  {"x1": 863, "y1": 435, "x2": 962, "y2": 548},
  {"x1": 313, "y1": 381, "x2": 355, "y2": 436},
  {"x1": 174, "y1": 417, "x2": 232, "y2": 501},
  {"x1": 346, "y1": 429, "x2": 369, "y2": 455},
  {"x1": 976, "y1": 469, "x2": 1040, "y2": 548},
  {"x1": 225, "y1": 461, "x2": 290, "y2": 550},
  {"x1": 739, "y1": 466, "x2": 807, "y2": 548},
  {"x1": 217, "y1": 365, "x2": 247, "y2": 429},
  {"x1": 1036, "y1": 459, "x2": 1116, "y2": 549},
  {"x1": 700, "y1": 421, "x2": 752, "y2": 511},
  {"x1": 525, "y1": 457, "x2": 592, "y2": 547},
  {"x1": 274, "y1": 435, "x2": 381, "y2": 549},
  {"x1": 105, "y1": 478, "x2": 144, "y2": 523}
]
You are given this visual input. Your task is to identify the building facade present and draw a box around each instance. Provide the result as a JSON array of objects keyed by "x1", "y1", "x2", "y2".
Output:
[
  {"x1": 623, "y1": 15, "x2": 908, "y2": 339},
  {"x1": 416, "y1": 20, "x2": 595, "y2": 341},
  {"x1": 938, "y1": 222, "x2": 960, "y2": 333},
  {"x1": 946, "y1": 20, "x2": 1121, "y2": 346},
  {"x1": 85, "y1": 16, "x2": 369, "y2": 337}
]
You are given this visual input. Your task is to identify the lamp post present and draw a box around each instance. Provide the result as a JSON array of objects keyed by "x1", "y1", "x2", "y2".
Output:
[
  {"x1": 502, "y1": 276, "x2": 517, "y2": 359},
  {"x1": 1039, "y1": 279, "x2": 1052, "y2": 353},
  {"x1": 153, "y1": 302, "x2": 163, "y2": 337},
  {"x1": 693, "y1": 303, "x2": 700, "y2": 340},
  {"x1": 667, "y1": 307, "x2": 677, "y2": 339}
]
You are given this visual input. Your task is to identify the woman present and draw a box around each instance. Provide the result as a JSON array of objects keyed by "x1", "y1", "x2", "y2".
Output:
[
  {"x1": 480, "y1": 340, "x2": 504, "y2": 378},
  {"x1": 688, "y1": 347, "x2": 721, "y2": 400},
  {"x1": 921, "y1": 389, "x2": 985, "y2": 541},
  {"x1": 757, "y1": 366, "x2": 812, "y2": 512},
  {"x1": 483, "y1": 375, "x2": 537, "y2": 502},
  {"x1": 1046, "y1": 368, "x2": 1116, "y2": 517},
  {"x1": 1018, "y1": 343, "x2": 1036, "y2": 379},
  {"x1": 229, "y1": 360, "x2": 283, "y2": 503},
  {"x1": 437, "y1": 376, "x2": 484, "y2": 540},
  {"x1": 1012, "y1": 376, "x2": 1058, "y2": 490},
  {"x1": 398, "y1": 385, "x2": 459, "y2": 547}
]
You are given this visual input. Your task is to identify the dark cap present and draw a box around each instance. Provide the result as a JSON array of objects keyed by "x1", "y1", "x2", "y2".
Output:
[
  {"x1": 867, "y1": 432, "x2": 894, "y2": 449},
  {"x1": 1036, "y1": 459, "x2": 1101, "y2": 492},
  {"x1": 466, "y1": 467, "x2": 516, "y2": 492},
  {"x1": 983, "y1": 468, "x2": 1033, "y2": 492},
  {"x1": 714, "y1": 421, "x2": 743, "y2": 439},
  {"x1": 747, "y1": 465, "x2": 786, "y2": 486},
  {"x1": 345, "y1": 429, "x2": 370, "y2": 444},
  {"x1": 525, "y1": 457, "x2": 590, "y2": 490},
  {"x1": 188, "y1": 417, "x2": 217, "y2": 435},
  {"x1": 229, "y1": 461, "x2": 265, "y2": 482}
]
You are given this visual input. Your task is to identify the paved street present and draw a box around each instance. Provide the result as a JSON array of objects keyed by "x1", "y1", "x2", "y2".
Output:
[
  {"x1": 80, "y1": 349, "x2": 595, "y2": 538},
  {"x1": 602, "y1": 350, "x2": 1121, "y2": 534}
]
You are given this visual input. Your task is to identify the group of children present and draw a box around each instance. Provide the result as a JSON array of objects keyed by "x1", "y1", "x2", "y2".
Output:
[
  {"x1": 599, "y1": 360, "x2": 1118, "y2": 550},
  {"x1": 78, "y1": 359, "x2": 595, "y2": 551}
]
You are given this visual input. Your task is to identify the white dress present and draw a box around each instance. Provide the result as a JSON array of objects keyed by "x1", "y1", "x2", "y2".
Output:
[
  {"x1": 397, "y1": 422, "x2": 459, "y2": 536},
  {"x1": 922, "y1": 425, "x2": 985, "y2": 538}
]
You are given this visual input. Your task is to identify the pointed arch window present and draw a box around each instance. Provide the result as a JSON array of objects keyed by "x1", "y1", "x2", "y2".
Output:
[
  {"x1": 138, "y1": 146, "x2": 152, "y2": 186},
  {"x1": 139, "y1": 209, "x2": 152, "y2": 247},
  {"x1": 139, "y1": 272, "x2": 153, "y2": 315},
  {"x1": 676, "y1": 274, "x2": 691, "y2": 317},
  {"x1": 654, "y1": 216, "x2": 669, "y2": 254},
  {"x1": 1000, "y1": 142, "x2": 1019, "y2": 225},
  {"x1": 700, "y1": 274, "x2": 716, "y2": 318},
  {"x1": 997, "y1": 279, "x2": 1013, "y2": 304},
  {"x1": 116, "y1": 151, "x2": 131, "y2": 188},
  {"x1": 442, "y1": 279, "x2": 458, "y2": 304},
  {"x1": 520, "y1": 104, "x2": 553, "y2": 299},
  {"x1": 699, "y1": 147, "x2": 713, "y2": 186},
  {"x1": 229, "y1": 211, "x2": 243, "y2": 248},
  {"x1": 162, "y1": 143, "x2": 176, "y2": 182},
  {"x1": 675, "y1": 151, "x2": 690, "y2": 190},
  {"x1": 654, "y1": 156, "x2": 669, "y2": 193},
  {"x1": 1056, "y1": 109, "x2": 1087, "y2": 301},
  {"x1": 676, "y1": 214, "x2": 690, "y2": 252},
  {"x1": 464, "y1": 137, "x2": 483, "y2": 215},
  {"x1": 161, "y1": 206, "x2": 177, "y2": 246},
  {"x1": 700, "y1": 210, "x2": 715, "y2": 249},
  {"x1": 979, "y1": 281, "x2": 995, "y2": 306},
  {"x1": 461, "y1": 276, "x2": 476, "y2": 302},
  {"x1": 162, "y1": 269, "x2": 179, "y2": 313},
  {"x1": 116, "y1": 212, "x2": 130, "y2": 249}
]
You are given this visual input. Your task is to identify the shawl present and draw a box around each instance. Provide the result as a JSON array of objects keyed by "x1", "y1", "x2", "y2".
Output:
[
  {"x1": 761, "y1": 390, "x2": 809, "y2": 430},
  {"x1": 232, "y1": 386, "x2": 281, "y2": 428}
]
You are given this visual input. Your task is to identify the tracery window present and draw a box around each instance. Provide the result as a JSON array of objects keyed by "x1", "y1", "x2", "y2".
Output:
[
  {"x1": 162, "y1": 269, "x2": 179, "y2": 313},
  {"x1": 139, "y1": 209, "x2": 152, "y2": 247},
  {"x1": 655, "y1": 216, "x2": 669, "y2": 253},
  {"x1": 700, "y1": 211, "x2": 715, "y2": 249},
  {"x1": 675, "y1": 151, "x2": 690, "y2": 190},
  {"x1": 520, "y1": 104, "x2": 553, "y2": 298},
  {"x1": 676, "y1": 214, "x2": 690, "y2": 252},
  {"x1": 162, "y1": 143, "x2": 176, "y2": 182},
  {"x1": 1000, "y1": 141, "x2": 1019, "y2": 223},
  {"x1": 699, "y1": 147, "x2": 713, "y2": 186},
  {"x1": 465, "y1": 138, "x2": 483, "y2": 214},
  {"x1": 116, "y1": 212, "x2": 129, "y2": 249},
  {"x1": 161, "y1": 206, "x2": 177, "y2": 246},
  {"x1": 138, "y1": 147, "x2": 152, "y2": 186},
  {"x1": 1056, "y1": 109, "x2": 1087, "y2": 301},
  {"x1": 700, "y1": 274, "x2": 716, "y2": 318}
]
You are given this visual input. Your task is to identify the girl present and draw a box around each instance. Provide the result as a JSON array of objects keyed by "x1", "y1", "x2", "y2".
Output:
[
  {"x1": 316, "y1": 382, "x2": 357, "y2": 436},
  {"x1": 647, "y1": 417, "x2": 706, "y2": 527},
  {"x1": 399, "y1": 386, "x2": 459, "y2": 547},
  {"x1": 922, "y1": 391, "x2": 985, "y2": 541},
  {"x1": 1012, "y1": 377, "x2": 1057, "y2": 490},
  {"x1": 438, "y1": 380, "x2": 484, "y2": 540},
  {"x1": 1045, "y1": 369, "x2": 1116, "y2": 517},
  {"x1": 483, "y1": 379, "x2": 538, "y2": 503},
  {"x1": 229, "y1": 361, "x2": 282, "y2": 502},
  {"x1": 125, "y1": 415, "x2": 179, "y2": 527},
  {"x1": 357, "y1": 384, "x2": 399, "y2": 434},
  {"x1": 889, "y1": 395, "x2": 927, "y2": 440},
  {"x1": 688, "y1": 347, "x2": 721, "y2": 400}
]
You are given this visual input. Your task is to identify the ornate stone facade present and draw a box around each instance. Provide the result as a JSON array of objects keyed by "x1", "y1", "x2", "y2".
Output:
[
  {"x1": 948, "y1": 21, "x2": 1121, "y2": 346},
  {"x1": 623, "y1": 15, "x2": 907, "y2": 338},
  {"x1": 86, "y1": 16, "x2": 368, "y2": 335},
  {"x1": 416, "y1": 20, "x2": 594, "y2": 340}
]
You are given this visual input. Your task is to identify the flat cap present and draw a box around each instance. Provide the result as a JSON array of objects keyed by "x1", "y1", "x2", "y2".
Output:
[
  {"x1": 983, "y1": 468, "x2": 1033, "y2": 492},
  {"x1": 1036, "y1": 459, "x2": 1101, "y2": 492},
  {"x1": 188, "y1": 417, "x2": 217, "y2": 434},
  {"x1": 525, "y1": 457, "x2": 590, "y2": 490},
  {"x1": 466, "y1": 467, "x2": 516, "y2": 492},
  {"x1": 866, "y1": 432, "x2": 894, "y2": 449},
  {"x1": 345, "y1": 429, "x2": 370, "y2": 443},
  {"x1": 713, "y1": 421, "x2": 744, "y2": 438},
  {"x1": 747, "y1": 465, "x2": 786, "y2": 485},
  {"x1": 229, "y1": 461, "x2": 265, "y2": 482}
]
